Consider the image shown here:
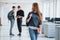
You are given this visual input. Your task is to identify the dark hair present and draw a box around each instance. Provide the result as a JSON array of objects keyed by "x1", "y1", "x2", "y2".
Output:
[
  {"x1": 12, "y1": 6, "x2": 15, "y2": 8},
  {"x1": 18, "y1": 6, "x2": 21, "y2": 8}
]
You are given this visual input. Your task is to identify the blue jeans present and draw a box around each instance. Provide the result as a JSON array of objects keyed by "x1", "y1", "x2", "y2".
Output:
[
  {"x1": 10, "y1": 19, "x2": 15, "y2": 34},
  {"x1": 29, "y1": 28, "x2": 38, "y2": 40}
]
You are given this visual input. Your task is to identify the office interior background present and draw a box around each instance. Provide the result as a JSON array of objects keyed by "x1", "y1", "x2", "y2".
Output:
[{"x1": 0, "y1": 0, "x2": 60, "y2": 40}]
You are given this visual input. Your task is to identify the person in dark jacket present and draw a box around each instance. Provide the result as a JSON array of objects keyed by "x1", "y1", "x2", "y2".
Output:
[
  {"x1": 26, "y1": 3, "x2": 42, "y2": 40},
  {"x1": 16, "y1": 6, "x2": 24, "y2": 36},
  {"x1": 8, "y1": 6, "x2": 15, "y2": 36}
]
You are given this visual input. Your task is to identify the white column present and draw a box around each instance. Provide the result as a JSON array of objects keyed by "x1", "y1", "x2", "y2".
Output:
[
  {"x1": 0, "y1": 5, "x2": 1, "y2": 26},
  {"x1": 0, "y1": 3, "x2": 3, "y2": 26}
]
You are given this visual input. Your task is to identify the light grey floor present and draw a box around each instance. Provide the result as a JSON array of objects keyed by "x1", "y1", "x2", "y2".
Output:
[{"x1": 0, "y1": 25, "x2": 55, "y2": 40}]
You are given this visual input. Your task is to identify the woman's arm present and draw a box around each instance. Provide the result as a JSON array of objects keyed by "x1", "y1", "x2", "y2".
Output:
[
  {"x1": 37, "y1": 13, "x2": 42, "y2": 34},
  {"x1": 40, "y1": 14, "x2": 42, "y2": 23},
  {"x1": 26, "y1": 14, "x2": 32, "y2": 23},
  {"x1": 39, "y1": 13, "x2": 42, "y2": 25}
]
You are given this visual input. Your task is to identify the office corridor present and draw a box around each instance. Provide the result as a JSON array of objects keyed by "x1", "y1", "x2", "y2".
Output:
[
  {"x1": 0, "y1": 25, "x2": 55, "y2": 40},
  {"x1": 0, "y1": 0, "x2": 60, "y2": 40}
]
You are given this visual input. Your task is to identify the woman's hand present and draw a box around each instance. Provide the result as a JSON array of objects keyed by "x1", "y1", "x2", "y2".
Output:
[
  {"x1": 26, "y1": 14, "x2": 32, "y2": 23},
  {"x1": 30, "y1": 14, "x2": 32, "y2": 17},
  {"x1": 37, "y1": 28, "x2": 40, "y2": 34}
]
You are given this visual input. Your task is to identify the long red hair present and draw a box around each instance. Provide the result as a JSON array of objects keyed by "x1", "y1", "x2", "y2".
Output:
[{"x1": 32, "y1": 3, "x2": 42, "y2": 23}]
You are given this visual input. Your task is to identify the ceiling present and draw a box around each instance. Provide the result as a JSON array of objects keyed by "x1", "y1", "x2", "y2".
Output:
[
  {"x1": 0, "y1": 0, "x2": 52, "y2": 3},
  {"x1": 0, "y1": 0, "x2": 40, "y2": 3},
  {"x1": 0, "y1": 0, "x2": 58, "y2": 4}
]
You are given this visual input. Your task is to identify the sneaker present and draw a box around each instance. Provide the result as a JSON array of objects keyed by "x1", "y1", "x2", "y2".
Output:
[
  {"x1": 10, "y1": 34, "x2": 14, "y2": 36},
  {"x1": 17, "y1": 33, "x2": 21, "y2": 36}
]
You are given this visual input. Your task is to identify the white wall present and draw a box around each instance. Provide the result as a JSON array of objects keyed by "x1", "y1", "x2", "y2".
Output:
[
  {"x1": 0, "y1": 0, "x2": 41, "y2": 3},
  {"x1": 0, "y1": 0, "x2": 60, "y2": 25},
  {"x1": 1, "y1": 2, "x2": 43, "y2": 25},
  {"x1": 48, "y1": 0, "x2": 60, "y2": 18},
  {"x1": 43, "y1": 0, "x2": 60, "y2": 19},
  {"x1": 57, "y1": 0, "x2": 60, "y2": 18}
]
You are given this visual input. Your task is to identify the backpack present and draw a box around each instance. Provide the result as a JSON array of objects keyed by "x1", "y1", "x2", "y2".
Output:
[
  {"x1": 26, "y1": 12, "x2": 32, "y2": 26},
  {"x1": 7, "y1": 11, "x2": 13, "y2": 20}
]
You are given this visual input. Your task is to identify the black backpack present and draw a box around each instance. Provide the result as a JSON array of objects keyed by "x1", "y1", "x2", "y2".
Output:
[
  {"x1": 7, "y1": 11, "x2": 13, "y2": 20},
  {"x1": 26, "y1": 12, "x2": 32, "y2": 26}
]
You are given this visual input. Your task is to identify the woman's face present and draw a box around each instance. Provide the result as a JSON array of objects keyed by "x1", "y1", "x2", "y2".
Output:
[{"x1": 32, "y1": 5, "x2": 36, "y2": 11}]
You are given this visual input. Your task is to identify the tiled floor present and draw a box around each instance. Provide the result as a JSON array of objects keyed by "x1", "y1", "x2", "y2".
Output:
[{"x1": 0, "y1": 25, "x2": 55, "y2": 40}]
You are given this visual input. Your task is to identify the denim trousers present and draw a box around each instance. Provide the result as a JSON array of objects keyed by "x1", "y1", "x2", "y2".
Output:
[
  {"x1": 10, "y1": 19, "x2": 15, "y2": 34},
  {"x1": 29, "y1": 28, "x2": 38, "y2": 40}
]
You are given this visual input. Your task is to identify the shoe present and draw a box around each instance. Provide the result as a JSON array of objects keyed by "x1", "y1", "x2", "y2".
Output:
[
  {"x1": 10, "y1": 34, "x2": 14, "y2": 36},
  {"x1": 17, "y1": 33, "x2": 21, "y2": 36}
]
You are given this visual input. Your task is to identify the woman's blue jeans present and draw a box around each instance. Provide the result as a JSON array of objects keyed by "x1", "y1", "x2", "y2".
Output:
[
  {"x1": 10, "y1": 19, "x2": 15, "y2": 34},
  {"x1": 29, "y1": 28, "x2": 38, "y2": 40}
]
